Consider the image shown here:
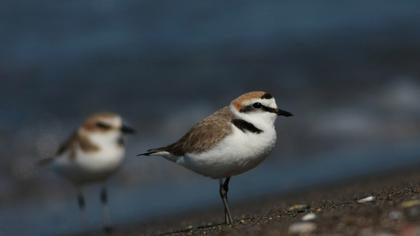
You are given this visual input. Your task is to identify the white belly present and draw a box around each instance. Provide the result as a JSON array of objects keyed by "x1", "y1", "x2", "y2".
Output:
[
  {"x1": 178, "y1": 125, "x2": 277, "y2": 179},
  {"x1": 53, "y1": 146, "x2": 125, "y2": 185}
]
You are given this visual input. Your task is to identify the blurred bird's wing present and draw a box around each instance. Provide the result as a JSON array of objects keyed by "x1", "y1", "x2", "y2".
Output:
[
  {"x1": 57, "y1": 131, "x2": 79, "y2": 155},
  {"x1": 37, "y1": 131, "x2": 78, "y2": 166}
]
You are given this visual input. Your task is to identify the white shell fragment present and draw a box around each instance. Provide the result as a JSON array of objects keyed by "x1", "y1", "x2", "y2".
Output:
[
  {"x1": 357, "y1": 195, "x2": 376, "y2": 203},
  {"x1": 289, "y1": 222, "x2": 317, "y2": 234},
  {"x1": 388, "y1": 211, "x2": 403, "y2": 220},
  {"x1": 302, "y1": 212, "x2": 317, "y2": 221}
]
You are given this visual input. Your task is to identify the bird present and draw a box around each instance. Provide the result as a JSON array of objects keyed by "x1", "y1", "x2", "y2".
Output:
[
  {"x1": 138, "y1": 91, "x2": 292, "y2": 224},
  {"x1": 38, "y1": 112, "x2": 135, "y2": 233}
]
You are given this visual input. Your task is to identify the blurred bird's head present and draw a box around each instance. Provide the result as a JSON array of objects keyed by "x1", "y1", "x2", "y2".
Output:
[{"x1": 79, "y1": 112, "x2": 135, "y2": 144}]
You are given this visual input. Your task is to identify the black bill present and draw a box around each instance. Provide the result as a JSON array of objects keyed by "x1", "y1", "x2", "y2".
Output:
[
  {"x1": 276, "y1": 108, "x2": 293, "y2": 117},
  {"x1": 121, "y1": 125, "x2": 136, "y2": 134}
]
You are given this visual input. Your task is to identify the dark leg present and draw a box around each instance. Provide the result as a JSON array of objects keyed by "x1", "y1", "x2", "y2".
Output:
[
  {"x1": 219, "y1": 177, "x2": 233, "y2": 225},
  {"x1": 100, "y1": 186, "x2": 113, "y2": 233},
  {"x1": 77, "y1": 191, "x2": 86, "y2": 229}
]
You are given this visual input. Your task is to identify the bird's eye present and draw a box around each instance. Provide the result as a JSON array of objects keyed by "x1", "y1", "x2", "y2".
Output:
[
  {"x1": 96, "y1": 122, "x2": 111, "y2": 130},
  {"x1": 253, "y1": 102, "x2": 262, "y2": 108}
]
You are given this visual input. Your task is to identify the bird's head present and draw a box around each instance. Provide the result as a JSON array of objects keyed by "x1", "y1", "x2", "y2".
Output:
[
  {"x1": 230, "y1": 91, "x2": 293, "y2": 125},
  {"x1": 80, "y1": 112, "x2": 135, "y2": 145}
]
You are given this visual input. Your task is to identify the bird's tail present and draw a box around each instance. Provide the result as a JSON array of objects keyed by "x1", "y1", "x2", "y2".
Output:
[{"x1": 137, "y1": 147, "x2": 171, "y2": 157}]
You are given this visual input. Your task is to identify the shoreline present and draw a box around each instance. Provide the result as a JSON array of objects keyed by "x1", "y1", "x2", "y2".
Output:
[{"x1": 98, "y1": 165, "x2": 420, "y2": 236}]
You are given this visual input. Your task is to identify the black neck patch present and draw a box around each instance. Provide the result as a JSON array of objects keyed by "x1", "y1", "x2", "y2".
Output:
[{"x1": 232, "y1": 119, "x2": 263, "y2": 134}]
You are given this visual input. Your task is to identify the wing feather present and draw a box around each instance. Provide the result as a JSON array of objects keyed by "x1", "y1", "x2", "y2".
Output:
[
  {"x1": 153, "y1": 106, "x2": 234, "y2": 156},
  {"x1": 37, "y1": 131, "x2": 78, "y2": 166}
]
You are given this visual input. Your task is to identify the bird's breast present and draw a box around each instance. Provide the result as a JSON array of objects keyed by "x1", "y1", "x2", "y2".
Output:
[
  {"x1": 77, "y1": 145, "x2": 125, "y2": 171},
  {"x1": 179, "y1": 125, "x2": 277, "y2": 178}
]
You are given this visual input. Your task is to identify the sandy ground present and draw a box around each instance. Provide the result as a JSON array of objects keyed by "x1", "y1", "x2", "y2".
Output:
[{"x1": 85, "y1": 167, "x2": 420, "y2": 236}]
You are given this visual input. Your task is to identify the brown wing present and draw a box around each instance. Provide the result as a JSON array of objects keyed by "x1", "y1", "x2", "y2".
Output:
[
  {"x1": 56, "y1": 131, "x2": 78, "y2": 156},
  {"x1": 162, "y1": 106, "x2": 234, "y2": 156},
  {"x1": 56, "y1": 130, "x2": 100, "y2": 154}
]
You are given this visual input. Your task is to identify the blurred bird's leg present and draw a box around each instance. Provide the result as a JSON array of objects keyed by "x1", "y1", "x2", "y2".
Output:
[
  {"x1": 100, "y1": 186, "x2": 113, "y2": 233},
  {"x1": 219, "y1": 177, "x2": 233, "y2": 225},
  {"x1": 77, "y1": 190, "x2": 86, "y2": 229}
]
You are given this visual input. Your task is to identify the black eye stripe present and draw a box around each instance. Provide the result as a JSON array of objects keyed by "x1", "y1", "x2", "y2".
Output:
[
  {"x1": 96, "y1": 122, "x2": 111, "y2": 129},
  {"x1": 253, "y1": 102, "x2": 262, "y2": 108},
  {"x1": 239, "y1": 105, "x2": 254, "y2": 113},
  {"x1": 240, "y1": 104, "x2": 277, "y2": 114}
]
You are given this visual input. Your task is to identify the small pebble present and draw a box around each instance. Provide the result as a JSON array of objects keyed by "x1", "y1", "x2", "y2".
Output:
[
  {"x1": 389, "y1": 211, "x2": 402, "y2": 220},
  {"x1": 186, "y1": 225, "x2": 193, "y2": 230},
  {"x1": 288, "y1": 204, "x2": 310, "y2": 212},
  {"x1": 302, "y1": 213, "x2": 317, "y2": 221},
  {"x1": 358, "y1": 196, "x2": 376, "y2": 203},
  {"x1": 240, "y1": 219, "x2": 246, "y2": 224},
  {"x1": 289, "y1": 222, "x2": 317, "y2": 234}
]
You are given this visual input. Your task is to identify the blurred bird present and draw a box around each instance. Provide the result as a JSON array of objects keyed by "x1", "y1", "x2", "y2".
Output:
[
  {"x1": 38, "y1": 112, "x2": 135, "y2": 233},
  {"x1": 138, "y1": 91, "x2": 292, "y2": 224}
]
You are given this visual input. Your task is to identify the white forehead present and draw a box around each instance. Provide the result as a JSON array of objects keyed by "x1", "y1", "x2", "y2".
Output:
[
  {"x1": 243, "y1": 97, "x2": 278, "y2": 108},
  {"x1": 98, "y1": 116, "x2": 122, "y2": 127}
]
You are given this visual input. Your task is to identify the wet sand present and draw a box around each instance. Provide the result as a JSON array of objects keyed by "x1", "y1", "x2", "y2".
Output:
[{"x1": 94, "y1": 167, "x2": 420, "y2": 236}]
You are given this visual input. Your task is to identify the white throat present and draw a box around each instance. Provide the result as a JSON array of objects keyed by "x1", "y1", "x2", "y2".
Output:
[{"x1": 86, "y1": 130, "x2": 121, "y2": 149}]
